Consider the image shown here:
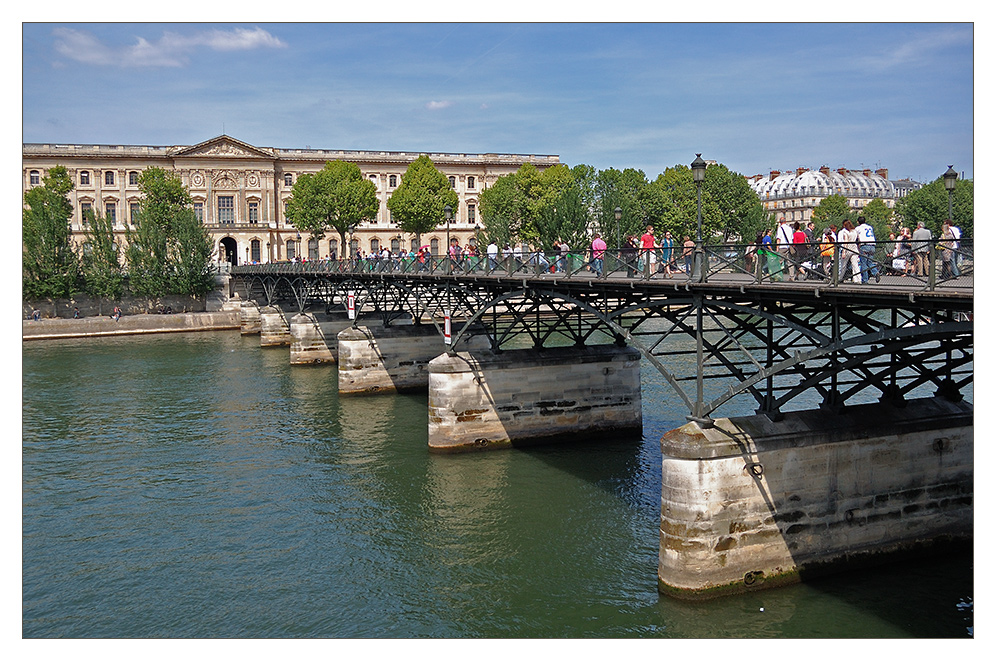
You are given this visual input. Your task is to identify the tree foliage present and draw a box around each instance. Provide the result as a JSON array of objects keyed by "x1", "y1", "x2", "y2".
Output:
[
  {"x1": 479, "y1": 163, "x2": 580, "y2": 247},
  {"x1": 22, "y1": 165, "x2": 79, "y2": 298},
  {"x1": 895, "y1": 177, "x2": 973, "y2": 238},
  {"x1": 80, "y1": 208, "x2": 124, "y2": 299},
  {"x1": 285, "y1": 160, "x2": 379, "y2": 253},
  {"x1": 386, "y1": 155, "x2": 459, "y2": 246},
  {"x1": 126, "y1": 167, "x2": 214, "y2": 296},
  {"x1": 810, "y1": 194, "x2": 855, "y2": 230}
]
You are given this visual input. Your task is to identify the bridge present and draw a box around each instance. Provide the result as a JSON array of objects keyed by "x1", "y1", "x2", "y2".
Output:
[{"x1": 228, "y1": 242, "x2": 973, "y2": 599}]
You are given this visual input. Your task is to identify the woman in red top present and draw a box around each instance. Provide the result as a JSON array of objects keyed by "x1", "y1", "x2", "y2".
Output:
[{"x1": 792, "y1": 222, "x2": 808, "y2": 280}]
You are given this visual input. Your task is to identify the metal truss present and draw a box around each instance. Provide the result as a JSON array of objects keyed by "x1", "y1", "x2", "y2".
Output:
[{"x1": 231, "y1": 268, "x2": 973, "y2": 423}]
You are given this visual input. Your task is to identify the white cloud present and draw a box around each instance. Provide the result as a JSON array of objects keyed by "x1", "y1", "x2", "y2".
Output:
[
  {"x1": 52, "y1": 26, "x2": 287, "y2": 68},
  {"x1": 426, "y1": 100, "x2": 453, "y2": 110}
]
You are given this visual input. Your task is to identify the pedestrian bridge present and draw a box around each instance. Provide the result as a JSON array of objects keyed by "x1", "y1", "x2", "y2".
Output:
[{"x1": 229, "y1": 242, "x2": 973, "y2": 598}]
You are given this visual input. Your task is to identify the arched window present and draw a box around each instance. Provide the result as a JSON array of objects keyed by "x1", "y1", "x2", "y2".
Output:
[
  {"x1": 128, "y1": 171, "x2": 140, "y2": 186},
  {"x1": 250, "y1": 239, "x2": 261, "y2": 263},
  {"x1": 390, "y1": 237, "x2": 400, "y2": 252},
  {"x1": 105, "y1": 171, "x2": 115, "y2": 186},
  {"x1": 410, "y1": 238, "x2": 419, "y2": 253},
  {"x1": 448, "y1": 176, "x2": 456, "y2": 189},
  {"x1": 389, "y1": 175, "x2": 398, "y2": 187},
  {"x1": 79, "y1": 171, "x2": 90, "y2": 186},
  {"x1": 350, "y1": 238, "x2": 359, "y2": 255},
  {"x1": 329, "y1": 239, "x2": 338, "y2": 260},
  {"x1": 284, "y1": 173, "x2": 293, "y2": 186},
  {"x1": 29, "y1": 170, "x2": 40, "y2": 185},
  {"x1": 430, "y1": 238, "x2": 440, "y2": 255},
  {"x1": 370, "y1": 238, "x2": 380, "y2": 253},
  {"x1": 308, "y1": 237, "x2": 318, "y2": 260},
  {"x1": 287, "y1": 240, "x2": 297, "y2": 260}
]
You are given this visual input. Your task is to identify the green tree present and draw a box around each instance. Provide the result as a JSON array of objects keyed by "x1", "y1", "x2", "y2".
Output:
[
  {"x1": 703, "y1": 164, "x2": 767, "y2": 243},
  {"x1": 387, "y1": 155, "x2": 459, "y2": 248},
  {"x1": 810, "y1": 194, "x2": 855, "y2": 231},
  {"x1": 595, "y1": 168, "x2": 651, "y2": 248},
  {"x1": 479, "y1": 163, "x2": 577, "y2": 247},
  {"x1": 895, "y1": 177, "x2": 973, "y2": 238},
  {"x1": 478, "y1": 173, "x2": 520, "y2": 247},
  {"x1": 533, "y1": 182, "x2": 591, "y2": 251},
  {"x1": 80, "y1": 208, "x2": 124, "y2": 301},
  {"x1": 22, "y1": 165, "x2": 79, "y2": 299},
  {"x1": 285, "y1": 160, "x2": 379, "y2": 254},
  {"x1": 126, "y1": 167, "x2": 215, "y2": 296}
]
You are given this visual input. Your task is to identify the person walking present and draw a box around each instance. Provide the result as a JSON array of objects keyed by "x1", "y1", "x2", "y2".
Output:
[
  {"x1": 912, "y1": 221, "x2": 932, "y2": 277},
  {"x1": 941, "y1": 220, "x2": 960, "y2": 279},
  {"x1": 775, "y1": 217, "x2": 795, "y2": 280},
  {"x1": 855, "y1": 216, "x2": 880, "y2": 283},
  {"x1": 820, "y1": 227, "x2": 836, "y2": 279},
  {"x1": 590, "y1": 233, "x2": 607, "y2": 276},
  {"x1": 661, "y1": 231, "x2": 678, "y2": 276},
  {"x1": 837, "y1": 220, "x2": 861, "y2": 284},
  {"x1": 682, "y1": 235, "x2": 695, "y2": 275},
  {"x1": 792, "y1": 222, "x2": 808, "y2": 280},
  {"x1": 639, "y1": 225, "x2": 657, "y2": 276}
]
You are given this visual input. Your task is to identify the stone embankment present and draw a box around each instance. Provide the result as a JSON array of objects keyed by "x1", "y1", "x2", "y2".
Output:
[{"x1": 22, "y1": 311, "x2": 240, "y2": 340}]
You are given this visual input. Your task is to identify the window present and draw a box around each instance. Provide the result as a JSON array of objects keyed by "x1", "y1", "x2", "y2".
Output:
[
  {"x1": 79, "y1": 171, "x2": 90, "y2": 186},
  {"x1": 251, "y1": 239, "x2": 261, "y2": 263},
  {"x1": 287, "y1": 240, "x2": 297, "y2": 260},
  {"x1": 410, "y1": 238, "x2": 419, "y2": 253},
  {"x1": 308, "y1": 238, "x2": 319, "y2": 260},
  {"x1": 467, "y1": 176, "x2": 475, "y2": 189},
  {"x1": 80, "y1": 202, "x2": 92, "y2": 223},
  {"x1": 29, "y1": 170, "x2": 40, "y2": 185},
  {"x1": 284, "y1": 173, "x2": 293, "y2": 186},
  {"x1": 130, "y1": 202, "x2": 140, "y2": 225},
  {"x1": 105, "y1": 202, "x2": 116, "y2": 222},
  {"x1": 430, "y1": 238, "x2": 439, "y2": 255},
  {"x1": 329, "y1": 240, "x2": 338, "y2": 260},
  {"x1": 128, "y1": 171, "x2": 139, "y2": 186},
  {"x1": 448, "y1": 176, "x2": 456, "y2": 189},
  {"x1": 248, "y1": 201, "x2": 259, "y2": 224},
  {"x1": 105, "y1": 171, "x2": 115, "y2": 186},
  {"x1": 468, "y1": 204, "x2": 476, "y2": 223},
  {"x1": 193, "y1": 202, "x2": 204, "y2": 222},
  {"x1": 350, "y1": 239, "x2": 359, "y2": 255},
  {"x1": 370, "y1": 238, "x2": 379, "y2": 253},
  {"x1": 218, "y1": 196, "x2": 234, "y2": 224},
  {"x1": 389, "y1": 175, "x2": 397, "y2": 187},
  {"x1": 390, "y1": 237, "x2": 400, "y2": 252}
]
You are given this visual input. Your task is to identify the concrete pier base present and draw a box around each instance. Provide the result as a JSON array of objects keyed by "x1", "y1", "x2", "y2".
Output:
[
  {"x1": 427, "y1": 345, "x2": 643, "y2": 452},
  {"x1": 259, "y1": 305, "x2": 292, "y2": 347},
  {"x1": 337, "y1": 323, "x2": 490, "y2": 395},
  {"x1": 657, "y1": 396, "x2": 973, "y2": 599},
  {"x1": 239, "y1": 301, "x2": 261, "y2": 336},
  {"x1": 289, "y1": 312, "x2": 356, "y2": 365}
]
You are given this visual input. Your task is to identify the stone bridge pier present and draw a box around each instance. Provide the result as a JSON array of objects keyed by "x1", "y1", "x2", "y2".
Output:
[{"x1": 657, "y1": 396, "x2": 973, "y2": 599}]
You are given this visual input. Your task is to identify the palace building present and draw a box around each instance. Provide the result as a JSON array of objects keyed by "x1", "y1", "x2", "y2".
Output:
[
  {"x1": 22, "y1": 134, "x2": 560, "y2": 265},
  {"x1": 748, "y1": 166, "x2": 899, "y2": 223}
]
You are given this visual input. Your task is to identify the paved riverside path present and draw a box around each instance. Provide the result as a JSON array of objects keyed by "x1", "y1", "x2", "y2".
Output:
[{"x1": 22, "y1": 311, "x2": 240, "y2": 340}]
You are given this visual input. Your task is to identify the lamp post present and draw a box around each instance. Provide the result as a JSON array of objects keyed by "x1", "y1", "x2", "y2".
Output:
[
  {"x1": 943, "y1": 165, "x2": 958, "y2": 223},
  {"x1": 444, "y1": 204, "x2": 453, "y2": 272},
  {"x1": 614, "y1": 206, "x2": 622, "y2": 270},
  {"x1": 691, "y1": 154, "x2": 707, "y2": 282},
  {"x1": 295, "y1": 231, "x2": 301, "y2": 262}
]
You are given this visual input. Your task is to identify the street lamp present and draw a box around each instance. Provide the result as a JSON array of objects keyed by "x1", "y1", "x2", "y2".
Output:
[
  {"x1": 444, "y1": 204, "x2": 453, "y2": 270},
  {"x1": 691, "y1": 154, "x2": 707, "y2": 281},
  {"x1": 943, "y1": 165, "x2": 958, "y2": 223}
]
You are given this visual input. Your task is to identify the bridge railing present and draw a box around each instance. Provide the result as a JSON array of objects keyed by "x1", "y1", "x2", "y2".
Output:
[{"x1": 233, "y1": 238, "x2": 972, "y2": 291}]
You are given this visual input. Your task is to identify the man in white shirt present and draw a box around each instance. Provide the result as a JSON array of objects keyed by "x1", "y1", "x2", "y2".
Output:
[
  {"x1": 775, "y1": 217, "x2": 795, "y2": 279},
  {"x1": 486, "y1": 241, "x2": 499, "y2": 270},
  {"x1": 855, "y1": 216, "x2": 880, "y2": 283}
]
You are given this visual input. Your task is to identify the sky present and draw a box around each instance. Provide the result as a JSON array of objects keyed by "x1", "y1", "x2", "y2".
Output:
[{"x1": 20, "y1": 18, "x2": 976, "y2": 184}]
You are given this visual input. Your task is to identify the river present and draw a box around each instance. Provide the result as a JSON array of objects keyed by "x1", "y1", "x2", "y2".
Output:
[{"x1": 22, "y1": 331, "x2": 972, "y2": 638}]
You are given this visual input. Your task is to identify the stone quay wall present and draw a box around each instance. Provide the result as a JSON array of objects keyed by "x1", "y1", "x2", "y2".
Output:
[
  {"x1": 427, "y1": 344, "x2": 643, "y2": 452},
  {"x1": 23, "y1": 293, "x2": 206, "y2": 319},
  {"x1": 657, "y1": 396, "x2": 973, "y2": 599},
  {"x1": 22, "y1": 311, "x2": 240, "y2": 340}
]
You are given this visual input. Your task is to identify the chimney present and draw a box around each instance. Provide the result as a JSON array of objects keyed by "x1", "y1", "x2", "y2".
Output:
[
  {"x1": 770, "y1": 170, "x2": 780, "y2": 181},
  {"x1": 819, "y1": 166, "x2": 830, "y2": 176},
  {"x1": 837, "y1": 168, "x2": 848, "y2": 176},
  {"x1": 862, "y1": 169, "x2": 871, "y2": 177},
  {"x1": 796, "y1": 166, "x2": 807, "y2": 177},
  {"x1": 875, "y1": 168, "x2": 888, "y2": 180}
]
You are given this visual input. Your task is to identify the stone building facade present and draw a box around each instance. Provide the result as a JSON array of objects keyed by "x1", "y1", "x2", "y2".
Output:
[
  {"x1": 748, "y1": 166, "x2": 897, "y2": 223},
  {"x1": 22, "y1": 135, "x2": 560, "y2": 265}
]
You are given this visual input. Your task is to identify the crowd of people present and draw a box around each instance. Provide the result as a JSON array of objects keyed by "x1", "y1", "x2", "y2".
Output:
[{"x1": 264, "y1": 216, "x2": 965, "y2": 284}]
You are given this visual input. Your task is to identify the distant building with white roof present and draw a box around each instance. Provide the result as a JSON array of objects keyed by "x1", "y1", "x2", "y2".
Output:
[{"x1": 747, "y1": 166, "x2": 897, "y2": 223}]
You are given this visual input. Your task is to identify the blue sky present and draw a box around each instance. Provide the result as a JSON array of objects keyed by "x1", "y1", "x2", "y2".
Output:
[{"x1": 21, "y1": 21, "x2": 975, "y2": 183}]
